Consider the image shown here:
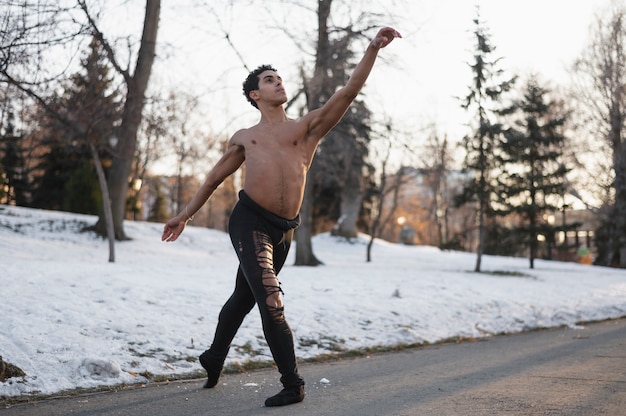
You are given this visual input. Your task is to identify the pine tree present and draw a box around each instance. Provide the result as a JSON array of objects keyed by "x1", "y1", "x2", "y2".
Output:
[
  {"x1": 0, "y1": 109, "x2": 30, "y2": 206},
  {"x1": 63, "y1": 161, "x2": 102, "y2": 214},
  {"x1": 457, "y1": 12, "x2": 516, "y2": 272},
  {"x1": 31, "y1": 37, "x2": 120, "y2": 214},
  {"x1": 497, "y1": 77, "x2": 576, "y2": 268},
  {"x1": 30, "y1": 143, "x2": 87, "y2": 210}
]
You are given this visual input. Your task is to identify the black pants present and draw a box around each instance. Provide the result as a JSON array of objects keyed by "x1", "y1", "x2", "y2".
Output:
[{"x1": 208, "y1": 190, "x2": 304, "y2": 388}]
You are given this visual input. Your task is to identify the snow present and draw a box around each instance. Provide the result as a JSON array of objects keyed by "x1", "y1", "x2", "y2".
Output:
[{"x1": 1, "y1": 204, "x2": 625, "y2": 398}]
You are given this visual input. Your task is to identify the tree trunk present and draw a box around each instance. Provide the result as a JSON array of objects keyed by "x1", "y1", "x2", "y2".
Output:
[
  {"x1": 293, "y1": 0, "x2": 332, "y2": 265},
  {"x1": 367, "y1": 174, "x2": 387, "y2": 263},
  {"x1": 529, "y1": 230, "x2": 535, "y2": 269},
  {"x1": 475, "y1": 199, "x2": 484, "y2": 272},
  {"x1": 334, "y1": 164, "x2": 362, "y2": 238},
  {"x1": 295, "y1": 168, "x2": 322, "y2": 265},
  {"x1": 96, "y1": 0, "x2": 160, "y2": 239},
  {"x1": 613, "y1": 134, "x2": 626, "y2": 267},
  {"x1": 89, "y1": 140, "x2": 115, "y2": 262}
]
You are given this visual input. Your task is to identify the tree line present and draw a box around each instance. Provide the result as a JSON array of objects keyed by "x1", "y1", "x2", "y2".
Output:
[{"x1": 1, "y1": 1, "x2": 626, "y2": 269}]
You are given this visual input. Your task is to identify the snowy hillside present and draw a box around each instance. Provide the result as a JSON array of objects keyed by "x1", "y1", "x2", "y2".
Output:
[{"x1": 1, "y1": 204, "x2": 625, "y2": 397}]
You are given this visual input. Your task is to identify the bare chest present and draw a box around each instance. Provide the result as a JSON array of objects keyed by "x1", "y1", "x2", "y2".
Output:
[{"x1": 245, "y1": 126, "x2": 313, "y2": 165}]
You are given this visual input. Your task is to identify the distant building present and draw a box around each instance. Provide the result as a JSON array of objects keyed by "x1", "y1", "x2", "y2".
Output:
[
  {"x1": 379, "y1": 167, "x2": 475, "y2": 249},
  {"x1": 380, "y1": 166, "x2": 598, "y2": 263}
]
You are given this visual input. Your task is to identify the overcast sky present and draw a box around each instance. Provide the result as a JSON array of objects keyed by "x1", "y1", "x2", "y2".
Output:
[{"x1": 107, "y1": 0, "x2": 612, "y2": 173}]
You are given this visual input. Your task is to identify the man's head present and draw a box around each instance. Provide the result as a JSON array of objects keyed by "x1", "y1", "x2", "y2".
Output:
[{"x1": 242, "y1": 64, "x2": 279, "y2": 109}]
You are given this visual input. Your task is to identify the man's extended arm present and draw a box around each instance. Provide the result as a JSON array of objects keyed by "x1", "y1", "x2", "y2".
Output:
[
  {"x1": 306, "y1": 27, "x2": 401, "y2": 140},
  {"x1": 161, "y1": 140, "x2": 245, "y2": 242}
]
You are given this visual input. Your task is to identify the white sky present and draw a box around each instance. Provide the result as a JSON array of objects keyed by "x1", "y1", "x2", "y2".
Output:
[
  {"x1": 90, "y1": 0, "x2": 613, "y2": 177},
  {"x1": 384, "y1": 0, "x2": 610, "y2": 137},
  {"x1": 147, "y1": 0, "x2": 611, "y2": 143},
  {"x1": 1, "y1": 205, "x2": 625, "y2": 397}
]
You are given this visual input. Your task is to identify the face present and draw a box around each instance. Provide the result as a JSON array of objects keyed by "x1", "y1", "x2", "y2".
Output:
[{"x1": 253, "y1": 70, "x2": 287, "y2": 105}]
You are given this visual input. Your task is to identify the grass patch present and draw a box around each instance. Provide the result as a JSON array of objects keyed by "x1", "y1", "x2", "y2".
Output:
[
  {"x1": 476, "y1": 270, "x2": 536, "y2": 279},
  {"x1": 234, "y1": 341, "x2": 267, "y2": 356},
  {"x1": 299, "y1": 334, "x2": 346, "y2": 352},
  {"x1": 127, "y1": 347, "x2": 164, "y2": 358}
]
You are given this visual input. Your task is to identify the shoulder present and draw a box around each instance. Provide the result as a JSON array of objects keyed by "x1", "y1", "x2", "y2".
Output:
[
  {"x1": 228, "y1": 128, "x2": 256, "y2": 150},
  {"x1": 230, "y1": 128, "x2": 249, "y2": 144},
  {"x1": 218, "y1": 130, "x2": 246, "y2": 159}
]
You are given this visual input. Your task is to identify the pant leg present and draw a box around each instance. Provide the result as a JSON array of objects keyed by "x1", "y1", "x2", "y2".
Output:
[
  {"x1": 269, "y1": 228, "x2": 303, "y2": 387},
  {"x1": 207, "y1": 266, "x2": 255, "y2": 359},
  {"x1": 206, "y1": 201, "x2": 259, "y2": 358},
  {"x1": 228, "y1": 204, "x2": 304, "y2": 387}
]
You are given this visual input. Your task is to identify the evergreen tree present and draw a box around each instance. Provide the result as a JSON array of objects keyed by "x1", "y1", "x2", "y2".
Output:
[
  {"x1": 497, "y1": 77, "x2": 576, "y2": 268},
  {"x1": 63, "y1": 161, "x2": 102, "y2": 214},
  {"x1": 0, "y1": 109, "x2": 30, "y2": 206},
  {"x1": 457, "y1": 12, "x2": 516, "y2": 272},
  {"x1": 31, "y1": 143, "x2": 87, "y2": 210},
  {"x1": 31, "y1": 37, "x2": 120, "y2": 214}
]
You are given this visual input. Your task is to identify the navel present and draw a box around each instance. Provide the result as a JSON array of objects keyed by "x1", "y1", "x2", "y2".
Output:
[
  {"x1": 252, "y1": 139, "x2": 257, "y2": 145},
  {"x1": 293, "y1": 140, "x2": 298, "y2": 146}
]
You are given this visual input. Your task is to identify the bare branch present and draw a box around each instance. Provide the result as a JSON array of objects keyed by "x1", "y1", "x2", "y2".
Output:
[{"x1": 76, "y1": 0, "x2": 131, "y2": 82}]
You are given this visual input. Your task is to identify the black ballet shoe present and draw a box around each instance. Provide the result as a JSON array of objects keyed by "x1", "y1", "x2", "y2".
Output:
[
  {"x1": 264, "y1": 385, "x2": 305, "y2": 407},
  {"x1": 199, "y1": 350, "x2": 224, "y2": 388}
]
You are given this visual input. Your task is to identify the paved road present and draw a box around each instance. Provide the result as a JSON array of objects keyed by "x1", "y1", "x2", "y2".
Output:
[{"x1": 3, "y1": 319, "x2": 626, "y2": 415}]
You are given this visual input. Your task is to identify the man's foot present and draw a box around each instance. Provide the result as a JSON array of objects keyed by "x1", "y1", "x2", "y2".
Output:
[
  {"x1": 198, "y1": 350, "x2": 224, "y2": 388},
  {"x1": 264, "y1": 385, "x2": 305, "y2": 407}
]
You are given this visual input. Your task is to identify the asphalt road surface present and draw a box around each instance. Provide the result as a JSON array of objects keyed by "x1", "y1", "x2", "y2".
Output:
[{"x1": 3, "y1": 318, "x2": 626, "y2": 415}]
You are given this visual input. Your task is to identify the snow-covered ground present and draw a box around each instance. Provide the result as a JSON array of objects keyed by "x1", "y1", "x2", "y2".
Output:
[{"x1": 1, "y1": 204, "x2": 625, "y2": 398}]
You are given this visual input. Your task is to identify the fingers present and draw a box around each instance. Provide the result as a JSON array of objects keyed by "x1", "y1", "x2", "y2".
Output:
[
  {"x1": 390, "y1": 28, "x2": 403, "y2": 39},
  {"x1": 162, "y1": 219, "x2": 187, "y2": 242},
  {"x1": 375, "y1": 27, "x2": 402, "y2": 48},
  {"x1": 381, "y1": 27, "x2": 402, "y2": 38},
  {"x1": 164, "y1": 234, "x2": 178, "y2": 242},
  {"x1": 162, "y1": 231, "x2": 179, "y2": 242},
  {"x1": 161, "y1": 225, "x2": 180, "y2": 242}
]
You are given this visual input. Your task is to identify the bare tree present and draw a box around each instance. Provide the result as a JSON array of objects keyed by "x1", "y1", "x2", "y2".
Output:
[
  {"x1": 293, "y1": 0, "x2": 334, "y2": 266},
  {"x1": 87, "y1": 0, "x2": 160, "y2": 240},
  {"x1": 134, "y1": 89, "x2": 207, "y2": 219},
  {"x1": 1, "y1": 20, "x2": 118, "y2": 260},
  {"x1": 572, "y1": 2, "x2": 626, "y2": 267},
  {"x1": 366, "y1": 127, "x2": 397, "y2": 261},
  {"x1": 0, "y1": 0, "x2": 161, "y2": 242},
  {"x1": 420, "y1": 127, "x2": 455, "y2": 248}
]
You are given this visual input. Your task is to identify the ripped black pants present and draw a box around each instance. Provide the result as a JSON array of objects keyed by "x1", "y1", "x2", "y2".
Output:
[{"x1": 207, "y1": 190, "x2": 304, "y2": 388}]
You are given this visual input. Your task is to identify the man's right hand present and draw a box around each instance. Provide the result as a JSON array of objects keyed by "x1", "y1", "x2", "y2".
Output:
[
  {"x1": 371, "y1": 27, "x2": 402, "y2": 49},
  {"x1": 162, "y1": 218, "x2": 186, "y2": 242}
]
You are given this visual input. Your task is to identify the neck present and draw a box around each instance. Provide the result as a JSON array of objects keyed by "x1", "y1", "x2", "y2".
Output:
[{"x1": 258, "y1": 103, "x2": 288, "y2": 125}]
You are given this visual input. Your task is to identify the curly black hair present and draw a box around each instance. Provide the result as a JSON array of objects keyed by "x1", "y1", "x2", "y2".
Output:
[{"x1": 242, "y1": 64, "x2": 278, "y2": 108}]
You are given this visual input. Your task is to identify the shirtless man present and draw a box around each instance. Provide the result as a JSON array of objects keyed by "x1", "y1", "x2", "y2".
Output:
[{"x1": 162, "y1": 26, "x2": 401, "y2": 407}]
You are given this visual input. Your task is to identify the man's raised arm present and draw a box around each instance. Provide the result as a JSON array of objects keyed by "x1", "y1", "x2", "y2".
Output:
[{"x1": 306, "y1": 27, "x2": 402, "y2": 140}]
